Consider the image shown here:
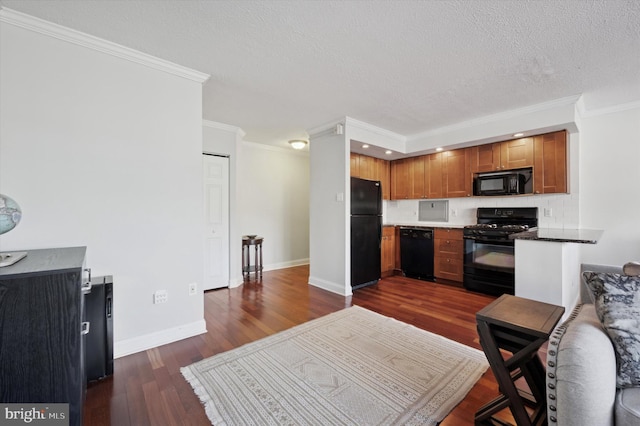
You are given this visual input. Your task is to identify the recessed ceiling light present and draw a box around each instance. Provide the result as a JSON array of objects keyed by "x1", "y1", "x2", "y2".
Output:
[
  {"x1": 435, "y1": 147, "x2": 443, "y2": 152},
  {"x1": 385, "y1": 150, "x2": 393, "y2": 155},
  {"x1": 513, "y1": 132, "x2": 524, "y2": 137},
  {"x1": 362, "y1": 144, "x2": 369, "y2": 149}
]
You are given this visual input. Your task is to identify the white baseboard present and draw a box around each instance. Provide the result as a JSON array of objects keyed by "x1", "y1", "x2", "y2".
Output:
[
  {"x1": 264, "y1": 258, "x2": 309, "y2": 271},
  {"x1": 308, "y1": 275, "x2": 352, "y2": 296},
  {"x1": 228, "y1": 259, "x2": 310, "y2": 288},
  {"x1": 114, "y1": 319, "x2": 207, "y2": 358}
]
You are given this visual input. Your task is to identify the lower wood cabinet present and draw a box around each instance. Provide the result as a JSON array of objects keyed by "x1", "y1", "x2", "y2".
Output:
[
  {"x1": 381, "y1": 226, "x2": 396, "y2": 277},
  {"x1": 434, "y1": 228, "x2": 463, "y2": 282},
  {"x1": 0, "y1": 247, "x2": 88, "y2": 426}
]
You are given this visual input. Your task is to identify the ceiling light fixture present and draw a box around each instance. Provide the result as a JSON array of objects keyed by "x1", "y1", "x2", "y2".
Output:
[
  {"x1": 436, "y1": 147, "x2": 443, "y2": 152},
  {"x1": 385, "y1": 150, "x2": 393, "y2": 155},
  {"x1": 513, "y1": 132, "x2": 524, "y2": 137},
  {"x1": 288, "y1": 139, "x2": 308, "y2": 150},
  {"x1": 362, "y1": 144, "x2": 369, "y2": 149}
]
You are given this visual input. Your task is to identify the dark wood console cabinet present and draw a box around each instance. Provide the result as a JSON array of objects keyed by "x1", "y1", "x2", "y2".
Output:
[{"x1": 0, "y1": 247, "x2": 88, "y2": 426}]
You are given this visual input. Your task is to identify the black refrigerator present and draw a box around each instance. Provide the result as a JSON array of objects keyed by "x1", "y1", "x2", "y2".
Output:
[{"x1": 351, "y1": 177, "x2": 382, "y2": 289}]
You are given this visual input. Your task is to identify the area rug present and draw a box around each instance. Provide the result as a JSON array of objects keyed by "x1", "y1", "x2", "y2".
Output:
[{"x1": 181, "y1": 305, "x2": 488, "y2": 425}]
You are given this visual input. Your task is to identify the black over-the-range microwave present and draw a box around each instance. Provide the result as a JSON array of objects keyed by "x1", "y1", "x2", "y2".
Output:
[{"x1": 474, "y1": 170, "x2": 529, "y2": 196}]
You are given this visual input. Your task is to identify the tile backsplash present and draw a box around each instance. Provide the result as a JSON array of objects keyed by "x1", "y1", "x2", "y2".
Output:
[{"x1": 384, "y1": 193, "x2": 578, "y2": 228}]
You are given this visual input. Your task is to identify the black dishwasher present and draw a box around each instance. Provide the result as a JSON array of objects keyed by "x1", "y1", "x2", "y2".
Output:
[{"x1": 400, "y1": 227, "x2": 434, "y2": 281}]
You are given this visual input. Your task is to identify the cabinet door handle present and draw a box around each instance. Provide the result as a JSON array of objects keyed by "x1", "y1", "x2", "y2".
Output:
[
  {"x1": 82, "y1": 268, "x2": 92, "y2": 294},
  {"x1": 81, "y1": 321, "x2": 90, "y2": 335}
]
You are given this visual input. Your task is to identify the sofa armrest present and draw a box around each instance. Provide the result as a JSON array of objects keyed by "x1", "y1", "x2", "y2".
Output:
[{"x1": 547, "y1": 304, "x2": 617, "y2": 426}]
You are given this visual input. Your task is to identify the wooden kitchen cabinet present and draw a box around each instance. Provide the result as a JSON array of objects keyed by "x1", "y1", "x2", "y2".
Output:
[
  {"x1": 470, "y1": 137, "x2": 534, "y2": 172},
  {"x1": 426, "y1": 152, "x2": 444, "y2": 198},
  {"x1": 434, "y1": 228, "x2": 464, "y2": 282},
  {"x1": 469, "y1": 143, "x2": 501, "y2": 173},
  {"x1": 443, "y1": 148, "x2": 472, "y2": 198},
  {"x1": 409, "y1": 156, "x2": 426, "y2": 199},
  {"x1": 501, "y1": 137, "x2": 534, "y2": 170},
  {"x1": 391, "y1": 158, "x2": 411, "y2": 199},
  {"x1": 534, "y1": 130, "x2": 567, "y2": 194},
  {"x1": 377, "y1": 159, "x2": 390, "y2": 200},
  {"x1": 388, "y1": 130, "x2": 565, "y2": 200},
  {"x1": 391, "y1": 153, "x2": 444, "y2": 200},
  {"x1": 350, "y1": 152, "x2": 360, "y2": 177},
  {"x1": 358, "y1": 154, "x2": 376, "y2": 180},
  {"x1": 350, "y1": 153, "x2": 391, "y2": 199},
  {"x1": 381, "y1": 226, "x2": 396, "y2": 277}
]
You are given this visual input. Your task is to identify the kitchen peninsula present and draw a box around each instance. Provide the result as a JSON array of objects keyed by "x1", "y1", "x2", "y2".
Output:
[{"x1": 511, "y1": 228, "x2": 603, "y2": 317}]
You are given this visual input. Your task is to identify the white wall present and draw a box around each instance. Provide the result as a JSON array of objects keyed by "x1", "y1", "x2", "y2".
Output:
[
  {"x1": 309, "y1": 129, "x2": 350, "y2": 295},
  {"x1": 237, "y1": 142, "x2": 310, "y2": 271},
  {"x1": 579, "y1": 104, "x2": 640, "y2": 265},
  {"x1": 0, "y1": 17, "x2": 208, "y2": 357}
]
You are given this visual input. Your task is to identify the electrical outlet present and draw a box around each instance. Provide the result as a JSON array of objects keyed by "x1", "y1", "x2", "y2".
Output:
[
  {"x1": 544, "y1": 208, "x2": 553, "y2": 217},
  {"x1": 189, "y1": 282, "x2": 197, "y2": 296},
  {"x1": 154, "y1": 290, "x2": 168, "y2": 304}
]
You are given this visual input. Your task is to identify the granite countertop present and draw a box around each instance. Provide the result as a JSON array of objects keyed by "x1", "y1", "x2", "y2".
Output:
[
  {"x1": 510, "y1": 228, "x2": 603, "y2": 244},
  {"x1": 384, "y1": 222, "x2": 467, "y2": 229}
]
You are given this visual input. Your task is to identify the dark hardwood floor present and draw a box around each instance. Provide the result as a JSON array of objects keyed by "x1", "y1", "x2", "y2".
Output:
[{"x1": 84, "y1": 265, "x2": 512, "y2": 425}]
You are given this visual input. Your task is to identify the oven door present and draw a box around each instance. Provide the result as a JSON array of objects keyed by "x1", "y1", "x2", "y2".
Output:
[{"x1": 463, "y1": 237, "x2": 515, "y2": 295}]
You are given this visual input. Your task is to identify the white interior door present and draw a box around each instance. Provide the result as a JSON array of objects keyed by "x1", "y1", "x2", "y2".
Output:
[{"x1": 203, "y1": 154, "x2": 230, "y2": 290}]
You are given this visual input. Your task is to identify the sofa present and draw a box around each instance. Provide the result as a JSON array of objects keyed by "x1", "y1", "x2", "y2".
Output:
[{"x1": 546, "y1": 263, "x2": 640, "y2": 425}]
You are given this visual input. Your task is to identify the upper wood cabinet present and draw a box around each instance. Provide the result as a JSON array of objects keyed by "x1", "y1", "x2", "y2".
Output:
[
  {"x1": 351, "y1": 152, "x2": 391, "y2": 199},
  {"x1": 350, "y1": 153, "x2": 360, "y2": 177},
  {"x1": 378, "y1": 159, "x2": 390, "y2": 200},
  {"x1": 443, "y1": 148, "x2": 472, "y2": 198},
  {"x1": 534, "y1": 130, "x2": 567, "y2": 194},
  {"x1": 390, "y1": 158, "x2": 410, "y2": 199},
  {"x1": 469, "y1": 143, "x2": 501, "y2": 173},
  {"x1": 384, "y1": 129, "x2": 567, "y2": 200},
  {"x1": 409, "y1": 156, "x2": 426, "y2": 199},
  {"x1": 470, "y1": 137, "x2": 534, "y2": 172},
  {"x1": 425, "y1": 153, "x2": 444, "y2": 199},
  {"x1": 501, "y1": 137, "x2": 534, "y2": 170},
  {"x1": 358, "y1": 154, "x2": 376, "y2": 180},
  {"x1": 390, "y1": 153, "x2": 444, "y2": 200}
]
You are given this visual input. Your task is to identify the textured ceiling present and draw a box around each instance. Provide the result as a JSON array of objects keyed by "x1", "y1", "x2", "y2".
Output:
[{"x1": 3, "y1": 0, "x2": 640, "y2": 149}]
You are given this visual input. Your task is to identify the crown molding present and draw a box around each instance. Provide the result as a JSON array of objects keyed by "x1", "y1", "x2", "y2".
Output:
[
  {"x1": 242, "y1": 140, "x2": 309, "y2": 156},
  {"x1": 202, "y1": 119, "x2": 246, "y2": 138},
  {"x1": 0, "y1": 7, "x2": 210, "y2": 83},
  {"x1": 307, "y1": 118, "x2": 345, "y2": 140},
  {"x1": 344, "y1": 117, "x2": 406, "y2": 143},
  {"x1": 579, "y1": 99, "x2": 640, "y2": 118},
  {"x1": 407, "y1": 95, "x2": 582, "y2": 141}
]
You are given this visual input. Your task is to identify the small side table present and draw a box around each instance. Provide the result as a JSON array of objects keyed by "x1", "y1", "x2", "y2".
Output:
[
  {"x1": 242, "y1": 236, "x2": 263, "y2": 281},
  {"x1": 475, "y1": 294, "x2": 564, "y2": 426}
]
